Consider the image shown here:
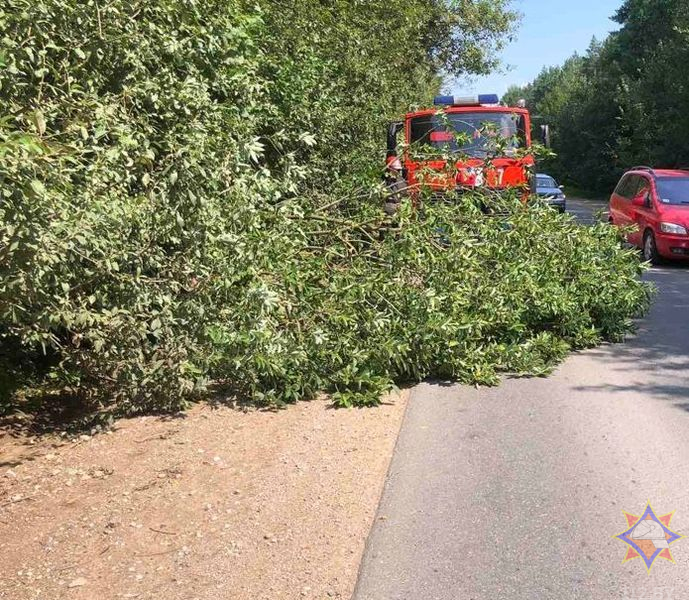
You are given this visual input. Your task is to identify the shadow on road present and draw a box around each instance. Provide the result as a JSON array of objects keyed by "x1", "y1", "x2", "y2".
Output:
[{"x1": 573, "y1": 265, "x2": 689, "y2": 411}]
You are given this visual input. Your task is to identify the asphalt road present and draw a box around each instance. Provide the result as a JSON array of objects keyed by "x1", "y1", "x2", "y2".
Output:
[
  {"x1": 354, "y1": 198, "x2": 689, "y2": 600},
  {"x1": 565, "y1": 196, "x2": 608, "y2": 225}
]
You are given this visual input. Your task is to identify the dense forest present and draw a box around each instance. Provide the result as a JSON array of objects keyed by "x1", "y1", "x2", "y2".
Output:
[
  {"x1": 1, "y1": 0, "x2": 649, "y2": 419},
  {"x1": 504, "y1": 0, "x2": 689, "y2": 193}
]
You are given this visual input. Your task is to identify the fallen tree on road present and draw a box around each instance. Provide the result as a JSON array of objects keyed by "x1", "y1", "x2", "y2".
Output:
[{"x1": 0, "y1": 0, "x2": 650, "y2": 417}]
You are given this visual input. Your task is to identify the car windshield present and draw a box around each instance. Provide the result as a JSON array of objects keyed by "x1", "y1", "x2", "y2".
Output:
[
  {"x1": 656, "y1": 177, "x2": 689, "y2": 205},
  {"x1": 537, "y1": 176, "x2": 557, "y2": 188},
  {"x1": 409, "y1": 112, "x2": 524, "y2": 158}
]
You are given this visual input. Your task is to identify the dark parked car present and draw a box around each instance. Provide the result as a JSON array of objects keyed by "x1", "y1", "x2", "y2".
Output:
[{"x1": 535, "y1": 173, "x2": 566, "y2": 212}]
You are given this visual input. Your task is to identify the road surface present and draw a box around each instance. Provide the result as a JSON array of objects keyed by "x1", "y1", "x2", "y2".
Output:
[
  {"x1": 565, "y1": 196, "x2": 608, "y2": 225},
  {"x1": 354, "y1": 198, "x2": 689, "y2": 600}
]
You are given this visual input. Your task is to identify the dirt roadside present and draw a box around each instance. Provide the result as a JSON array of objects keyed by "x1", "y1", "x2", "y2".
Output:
[{"x1": 0, "y1": 393, "x2": 408, "y2": 600}]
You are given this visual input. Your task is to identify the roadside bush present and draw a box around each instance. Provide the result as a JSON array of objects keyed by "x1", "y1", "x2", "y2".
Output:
[
  {"x1": 0, "y1": 0, "x2": 650, "y2": 415},
  {"x1": 0, "y1": 0, "x2": 272, "y2": 409}
]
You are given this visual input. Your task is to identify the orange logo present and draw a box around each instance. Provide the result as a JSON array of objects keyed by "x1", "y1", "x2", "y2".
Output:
[{"x1": 613, "y1": 502, "x2": 683, "y2": 573}]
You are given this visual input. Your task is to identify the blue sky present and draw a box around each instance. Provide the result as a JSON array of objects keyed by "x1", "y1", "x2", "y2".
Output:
[{"x1": 456, "y1": 0, "x2": 623, "y2": 97}]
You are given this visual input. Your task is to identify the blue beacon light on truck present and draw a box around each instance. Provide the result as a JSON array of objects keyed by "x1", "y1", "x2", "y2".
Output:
[{"x1": 433, "y1": 94, "x2": 499, "y2": 106}]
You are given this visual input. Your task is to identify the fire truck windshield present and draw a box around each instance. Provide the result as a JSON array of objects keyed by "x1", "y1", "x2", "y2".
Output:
[{"x1": 409, "y1": 112, "x2": 524, "y2": 158}]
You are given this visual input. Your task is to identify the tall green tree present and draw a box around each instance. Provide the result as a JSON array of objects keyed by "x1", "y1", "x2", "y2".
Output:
[
  {"x1": 0, "y1": 0, "x2": 519, "y2": 409},
  {"x1": 511, "y1": 0, "x2": 689, "y2": 191}
]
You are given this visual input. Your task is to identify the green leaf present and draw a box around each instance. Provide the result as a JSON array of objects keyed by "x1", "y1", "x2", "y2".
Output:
[
  {"x1": 29, "y1": 180, "x2": 45, "y2": 195},
  {"x1": 33, "y1": 111, "x2": 46, "y2": 136}
]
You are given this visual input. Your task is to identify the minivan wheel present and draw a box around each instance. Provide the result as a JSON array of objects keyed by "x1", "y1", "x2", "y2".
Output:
[{"x1": 643, "y1": 230, "x2": 661, "y2": 265}]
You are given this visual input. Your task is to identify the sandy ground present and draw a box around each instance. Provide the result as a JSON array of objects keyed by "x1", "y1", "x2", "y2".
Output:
[{"x1": 0, "y1": 393, "x2": 408, "y2": 600}]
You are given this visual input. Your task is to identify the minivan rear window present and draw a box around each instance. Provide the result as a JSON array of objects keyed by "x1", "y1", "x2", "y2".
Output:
[{"x1": 615, "y1": 175, "x2": 640, "y2": 199}]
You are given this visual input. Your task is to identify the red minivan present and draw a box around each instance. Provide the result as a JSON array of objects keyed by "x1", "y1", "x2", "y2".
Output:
[{"x1": 609, "y1": 166, "x2": 689, "y2": 264}]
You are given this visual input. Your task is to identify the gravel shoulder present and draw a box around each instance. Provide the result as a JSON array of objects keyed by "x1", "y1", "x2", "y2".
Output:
[{"x1": 0, "y1": 393, "x2": 408, "y2": 600}]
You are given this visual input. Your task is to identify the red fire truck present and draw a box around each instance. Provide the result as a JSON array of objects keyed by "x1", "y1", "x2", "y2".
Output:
[{"x1": 385, "y1": 94, "x2": 536, "y2": 211}]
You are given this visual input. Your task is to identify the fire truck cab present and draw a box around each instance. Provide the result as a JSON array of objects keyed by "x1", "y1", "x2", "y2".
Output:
[{"x1": 385, "y1": 94, "x2": 535, "y2": 210}]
